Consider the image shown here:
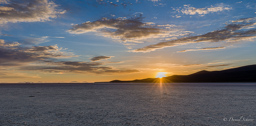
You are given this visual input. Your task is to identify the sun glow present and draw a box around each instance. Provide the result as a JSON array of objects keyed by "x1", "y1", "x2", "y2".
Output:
[
  {"x1": 156, "y1": 72, "x2": 167, "y2": 78},
  {"x1": 156, "y1": 72, "x2": 167, "y2": 92}
]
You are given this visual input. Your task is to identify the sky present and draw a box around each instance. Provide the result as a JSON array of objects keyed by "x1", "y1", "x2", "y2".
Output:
[{"x1": 1, "y1": 0, "x2": 256, "y2": 83}]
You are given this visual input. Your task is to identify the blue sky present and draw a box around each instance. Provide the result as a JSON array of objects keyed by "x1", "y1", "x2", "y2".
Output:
[{"x1": 1, "y1": 0, "x2": 256, "y2": 82}]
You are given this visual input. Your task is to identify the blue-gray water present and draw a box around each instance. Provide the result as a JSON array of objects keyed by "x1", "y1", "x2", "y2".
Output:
[{"x1": 0, "y1": 83, "x2": 255, "y2": 126}]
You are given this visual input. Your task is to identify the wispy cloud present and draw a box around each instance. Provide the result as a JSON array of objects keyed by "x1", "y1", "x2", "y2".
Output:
[
  {"x1": 21, "y1": 36, "x2": 49, "y2": 45},
  {"x1": 0, "y1": 33, "x2": 11, "y2": 36},
  {"x1": 178, "y1": 46, "x2": 226, "y2": 53},
  {"x1": 206, "y1": 63, "x2": 231, "y2": 67},
  {"x1": 96, "y1": 0, "x2": 133, "y2": 8},
  {"x1": 21, "y1": 61, "x2": 139, "y2": 74},
  {"x1": 91, "y1": 56, "x2": 113, "y2": 62},
  {"x1": 133, "y1": 17, "x2": 256, "y2": 52},
  {"x1": 0, "y1": 71, "x2": 40, "y2": 79},
  {"x1": 179, "y1": 3, "x2": 231, "y2": 16},
  {"x1": 0, "y1": 0, "x2": 65, "y2": 24},
  {"x1": 54, "y1": 37, "x2": 65, "y2": 39}
]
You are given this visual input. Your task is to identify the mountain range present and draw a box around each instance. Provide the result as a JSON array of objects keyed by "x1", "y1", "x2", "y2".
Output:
[{"x1": 108, "y1": 64, "x2": 256, "y2": 83}]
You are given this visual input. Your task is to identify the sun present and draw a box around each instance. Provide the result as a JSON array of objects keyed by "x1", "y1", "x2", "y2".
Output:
[{"x1": 156, "y1": 72, "x2": 167, "y2": 78}]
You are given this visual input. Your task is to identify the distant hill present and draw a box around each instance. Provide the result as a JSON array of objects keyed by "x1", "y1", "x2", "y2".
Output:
[{"x1": 109, "y1": 64, "x2": 256, "y2": 83}]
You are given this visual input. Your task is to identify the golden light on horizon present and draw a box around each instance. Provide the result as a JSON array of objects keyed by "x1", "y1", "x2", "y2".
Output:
[
  {"x1": 156, "y1": 72, "x2": 167, "y2": 78},
  {"x1": 156, "y1": 72, "x2": 167, "y2": 93}
]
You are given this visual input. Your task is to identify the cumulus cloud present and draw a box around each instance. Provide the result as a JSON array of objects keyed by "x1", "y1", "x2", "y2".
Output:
[
  {"x1": 68, "y1": 16, "x2": 161, "y2": 41},
  {"x1": 0, "y1": 0, "x2": 65, "y2": 24},
  {"x1": 0, "y1": 39, "x2": 72, "y2": 66},
  {"x1": 91, "y1": 56, "x2": 113, "y2": 61},
  {"x1": 0, "y1": 39, "x2": 20, "y2": 47},
  {"x1": 178, "y1": 46, "x2": 226, "y2": 53},
  {"x1": 180, "y1": 3, "x2": 231, "y2": 16},
  {"x1": 68, "y1": 15, "x2": 189, "y2": 44},
  {"x1": 133, "y1": 17, "x2": 256, "y2": 52}
]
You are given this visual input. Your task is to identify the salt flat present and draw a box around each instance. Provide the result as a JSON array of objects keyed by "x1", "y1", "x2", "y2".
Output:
[{"x1": 0, "y1": 83, "x2": 255, "y2": 126}]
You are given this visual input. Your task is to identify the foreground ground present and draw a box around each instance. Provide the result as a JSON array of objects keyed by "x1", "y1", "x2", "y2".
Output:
[{"x1": 0, "y1": 83, "x2": 255, "y2": 126}]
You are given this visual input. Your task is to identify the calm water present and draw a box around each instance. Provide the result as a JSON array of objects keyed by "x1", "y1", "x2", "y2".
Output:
[{"x1": 0, "y1": 83, "x2": 255, "y2": 126}]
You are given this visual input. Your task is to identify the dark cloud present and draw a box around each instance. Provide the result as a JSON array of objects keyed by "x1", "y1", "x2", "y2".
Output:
[
  {"x1": 0, "y1": 47, "x2": 37, "y2": 65},
  {"x1": 102, "y1": 69, "x2": 139, "y2": 73},
  {"x1": 68, "y1": 15, "x2": 164, "y2": 42},
  {"x1": 21, "y1": 61, "x2": 104, "y2": 72},
  {"x1": 0, "y1": 0, "x2": 65, "y2": 24},
  {"x1": 181, "y1": 64, "x2": 203, "y2": 67},
  {"x1": 207, "y1": 64, "x2": 231, "y2": 67},
  {"x1": 91, "y1": 56, "x2": 113, "y2": 61},
  {"x1": 133, "y1": 18, "x2": 256, "y2": 52},
  {"x1": 0, "y1": 39, "x2": 71, "y2": 66},
  {"x1": 21, "y1": 61, "x2": 139, "y2": 74},
  {"x1": 28, "y1": 46, "x2": 56, "y2": 52},
  {"x1": 0, "y1": 39, "x2": 138, "y2": 75}
]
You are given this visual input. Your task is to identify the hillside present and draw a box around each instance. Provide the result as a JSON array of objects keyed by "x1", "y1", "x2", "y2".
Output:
[{"x1": 109, "y1": 64, "x2": 256, "y2": 83}]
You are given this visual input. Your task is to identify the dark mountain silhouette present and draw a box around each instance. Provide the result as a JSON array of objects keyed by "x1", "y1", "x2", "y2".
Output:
[{"x1": 109, "y1": 64, "x2": 256, "y2": 83}]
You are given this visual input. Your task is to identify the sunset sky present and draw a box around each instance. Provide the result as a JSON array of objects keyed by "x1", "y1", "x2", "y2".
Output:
[{"x1": 1, "y1": 0, "x2": 256, "y2": 83}]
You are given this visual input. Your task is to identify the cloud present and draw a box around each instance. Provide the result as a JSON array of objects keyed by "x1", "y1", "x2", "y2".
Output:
[
  {"x1": 148, "y1": 0, "x2": 160, "y2": 2},
  {"x1": 54, "y1": 37, "x2": 65, "y2": 39},
  {"x1": 133, "y1": 17, "x2": 256, "y2": 52},
  {"x1": 178, "y1": 46, "x2": 226, "y2": 53},
  {"x1": 180, "y1": 3, "x2": 231, "y2": 16},
  {"x1": 21, "y1": 61, "x2": 139, "y2": 74},
  {"x1": 0, "y1": 0, "x2": 65, "y2": 24},
  {"x1": 0, "y1": 39, "x2": 138, "y2": 76},
  {"x1": 68, "y1": 16, "x2": 161, "y2": 41},
  {"x1": 0, "y1": 71, "x2": 40, "y2": 79},
  {"x1": 68, "y1": 15, "x2": 189, "y2": 44},
  {"x1": 206, "y1": 64, "x2": 231, "y2": 67},
  {"x1": 0, "y1": 0, "x2": 8, "y2": 4},
  {"x1": 0, "y1": 33, "x2": 11, "y2": 36},
  {"x1": 0, "y1": 39, "x2": 20, "y2": 47},
  {"x1": 95, "y1": 0, "x2": 133, "y2": 8},
  {"x1": 21, "y1": 36, "x2": 49, "y2": 45},
  {"x1": 21, "y1": 61, "x2": 104, "y2": 73},
  {"x1": 91, "y1": 56, "x2": 113, "y2": 61},
  {"x1": 0, "y1": 39, "x2": 73, "y2": 66},
  {"x1": 24, "y1": 45, "x2": 71, "y2": 58}
]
